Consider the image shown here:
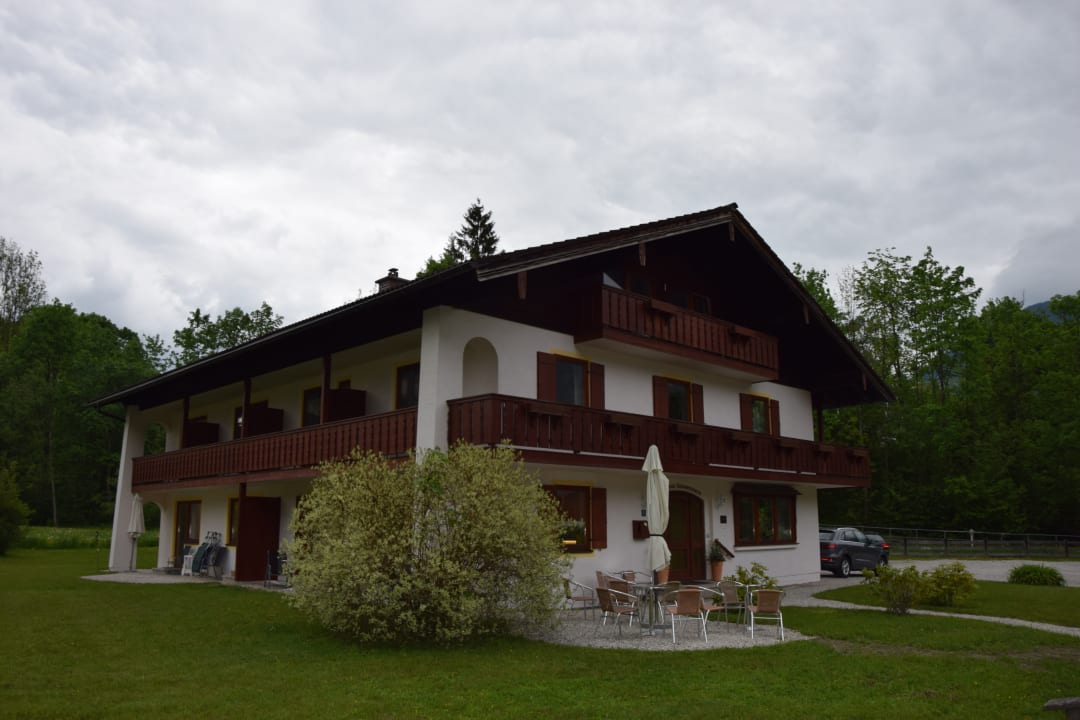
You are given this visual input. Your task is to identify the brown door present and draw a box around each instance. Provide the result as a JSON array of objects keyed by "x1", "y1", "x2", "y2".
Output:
[
  {"x1": 235, "y1": 496, "x2": 281, "y2": 582},
  {"x1": 665, "y1": 491, "x2": 705, "y2": 581}
]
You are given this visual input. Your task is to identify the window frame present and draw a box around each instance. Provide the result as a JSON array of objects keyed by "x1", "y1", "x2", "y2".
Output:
[
  {"x1": 652, "y1": 375, "x2": 704, "y2": 422},
  {"x1": 301, "y1": 386, "x2": 322, "y2": 427},
  {"x1": 739, "y1": 393, "x2": 780, "y2": 436},
  {"x1": 536, "y1": 352, "x2": 605, "y2": 409},
  {"x1": 395, "y1": 361, "x2": 421, "y2": 409},
  {"x1": 176, "y1": 500, "x2": 201, "y2": 547},
  {"x1": 542, "y1": 484, "x2": 607, "y2": 553},
  {"x1": 732, "y1": 485, "x2": 797, "y2": 547},
  {"x1": 226, "y1": 497, "x2": 240, "y2": 546}
]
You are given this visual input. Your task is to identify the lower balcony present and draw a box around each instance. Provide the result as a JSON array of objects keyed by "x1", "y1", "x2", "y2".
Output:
[
  {"x1": 132, "y1": 408, "x2": 418, "y2": 489},
  {"x1": 447, "y1": 394, "x2": 869, "y2": 486}
]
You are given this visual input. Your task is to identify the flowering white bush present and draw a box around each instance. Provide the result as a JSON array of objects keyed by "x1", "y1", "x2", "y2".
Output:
[{"x1": 286, "y1": 443, "x2": 569, "y2": 643}]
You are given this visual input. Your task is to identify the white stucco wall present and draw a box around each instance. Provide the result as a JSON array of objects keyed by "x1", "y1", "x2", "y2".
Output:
[{"x1": 112, "y1": 306, "x2": 827, "y2": 584}]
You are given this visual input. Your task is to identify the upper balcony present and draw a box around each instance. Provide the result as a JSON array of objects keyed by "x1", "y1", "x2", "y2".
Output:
[
  {"x1": 575, "y1": 286, "x2": 779, "y2": 380},
  {"x1": 447, "y1": 394, "x2": 869, "y2": 486},
  {"x1": 132, "y1": 408, "x2": 418, "y2": 489}
]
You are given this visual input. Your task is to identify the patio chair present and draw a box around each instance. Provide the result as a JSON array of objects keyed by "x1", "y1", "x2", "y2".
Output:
[
  {"x1": 562, "y1": 578, "x2": 595, "y2": 619},
  {"x1": 595, "y1": 570, "x2": 609, "y2": 589},
  {"x1": 607, "y1": 578, "x2": 632, "y2": 596},
  {"x1": 747, "y1": 588, "x2": 784, "y2": 640},
  {"x1": 595, "y1": 587, "x2": 640, "y2": 635},
  {"x1": 668, "y1": 587, "x2": 708, "y2": 644},
  {"x1": 700, "y1": 586, "x2": 729, "y2": 632},
  {"x1": 717, "y1": 579, "x2": 747, "y2": 625}
]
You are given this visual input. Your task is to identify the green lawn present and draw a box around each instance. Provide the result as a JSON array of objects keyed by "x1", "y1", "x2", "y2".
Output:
[
  {"x1": 2, "y1": 549, "x2": 1078, "y2": 719},
  {"x1": 817, "y1": 579, "x2": 1080, "y2": 628}
]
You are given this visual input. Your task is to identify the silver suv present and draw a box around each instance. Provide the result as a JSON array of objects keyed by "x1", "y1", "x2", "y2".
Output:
[{"x1": 820, "y1": 527, "x2": 885, "y2": 577}]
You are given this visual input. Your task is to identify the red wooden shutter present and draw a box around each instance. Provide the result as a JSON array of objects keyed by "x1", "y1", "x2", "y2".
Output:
[
  {"x1": 590, "y1": 486, "x2": 607, "y2": 549},
  {"x1": 739, "y1": 393, "x2": 754, "y2": 431},
  {"x1": 537, "y1": 352, "x2": 556, "y2": 401},
  {"x1": 588, "y1": 362, "x2": 605, "y2": 409},
  {"x1": 691, "y1": 383, "x2": 704, "y2": 423},
  {"x1": 652, "y1": 376, "x2": 668, "y2": 418},
  {"x1": 769, "y1": 399, "x2": 781, "y2": 437}
]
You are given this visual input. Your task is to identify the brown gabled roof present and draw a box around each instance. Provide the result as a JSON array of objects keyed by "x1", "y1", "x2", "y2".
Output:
[
  {"x1": 93, "y1": 203, "x2": 893, "y2": 410},
  {"x1": 475, "y1": 203, "x2": 741, "y2": 280}
]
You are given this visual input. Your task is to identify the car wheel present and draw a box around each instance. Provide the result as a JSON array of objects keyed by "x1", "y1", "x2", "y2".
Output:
[{"x1": 834, "y1": 556, "x2": 851, "y2": 578}]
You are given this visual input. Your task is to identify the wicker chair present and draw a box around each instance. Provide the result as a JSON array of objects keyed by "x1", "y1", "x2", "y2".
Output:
[
  {"x1": 747, "y1": 588, "x2": 784, "y2": 640},
  {"x1": 668, "y1": 587, "x2": 708, "y2": 644},
  {"x1": 595, "y1": 587, "x2": 640, "y2": 635},
  {"x1": 562, "y1": 578, "x2": 595, "y2": 619}
]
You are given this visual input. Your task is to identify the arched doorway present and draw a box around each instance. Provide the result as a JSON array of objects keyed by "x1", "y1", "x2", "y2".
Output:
[
  {"x1": 665, "y1": 491, "x2": 705, "y2": 581},
  {"x1": 462, "y1": 337, "x2": 498, "y2": 396}
]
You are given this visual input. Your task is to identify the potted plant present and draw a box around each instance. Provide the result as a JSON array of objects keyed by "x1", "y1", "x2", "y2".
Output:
[{"x1": 708, "y1": 539, "x2": 733, "y2": 580}]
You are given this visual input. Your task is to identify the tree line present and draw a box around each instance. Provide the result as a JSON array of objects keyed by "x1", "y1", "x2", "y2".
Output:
[
  {"x1": 0, "y1": 201, "x2": 499, "y2": 528},
  {"x1": 797, "y1": 250, "x2": 1079, "y2": 536},
  {"x1": 1, "y1": 206, "x2": 1075, "y2": 535}
]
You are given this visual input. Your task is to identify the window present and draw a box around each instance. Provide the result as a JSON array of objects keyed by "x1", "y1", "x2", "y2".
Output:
[
  {"x1": 537, "y1": 353, "x2": 605, "y2": 408},
  {"x1": 740, "y1": 393, "x2": 780, "y2": 436},
  {"x1": 226, "y1": 497, "x2": 239, "y2": 546},
  {"x1": 732, "y1": 484, "x2": 797, "y2": 546},
  {"x1": 176, "y1": 500, "x2": 201, "y2": 546},
  {"x1": 652, "y1": 376, "x2": 703, "y2": 422},
  {"x1": 395, "y1": 362, "x2": 420, "y2": 409},
  {"x1": 542, "y1": 484, "x2": 607, "y2": 553},
  {"x1": 302, "y1": 387, "x2": 322, "y2": 427},
  {"x1": 556, "y1": 357, "x2": 586, "y2": 405}
]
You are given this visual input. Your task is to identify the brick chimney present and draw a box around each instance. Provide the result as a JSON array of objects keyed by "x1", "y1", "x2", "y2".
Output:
[{"x1": 375, "y1": 268, "x2": 410, "y2": 294}]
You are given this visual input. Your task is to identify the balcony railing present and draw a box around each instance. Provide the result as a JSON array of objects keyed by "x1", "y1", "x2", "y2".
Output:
[
  {"x1": 447, "y1": 394, "x2": 869, "y2": 485},
  {"x1": 132, "y1": 408, "x2": 418, "y2": 487},
  {"x1": 577, "y1": 286, "x2": 779, "y2": 377}
]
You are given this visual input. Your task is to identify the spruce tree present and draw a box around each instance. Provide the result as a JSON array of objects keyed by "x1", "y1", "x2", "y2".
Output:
[{"x1": 416, "y1": 199, "x2": 501, "y2": 278}]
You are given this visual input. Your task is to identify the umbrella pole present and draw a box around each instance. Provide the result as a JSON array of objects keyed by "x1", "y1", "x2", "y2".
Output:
[{"x1": 128, "y1": 534, "x2": 136, "y2": 572}]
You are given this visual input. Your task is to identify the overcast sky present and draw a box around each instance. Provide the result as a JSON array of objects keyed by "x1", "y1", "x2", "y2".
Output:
[{"x1": 2, "y1": 2, "x2": 1077, "y2": 341}]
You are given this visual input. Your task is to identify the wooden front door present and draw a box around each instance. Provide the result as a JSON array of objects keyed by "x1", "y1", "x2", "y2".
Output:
[
  {"x1": 665, "y1": 491, "x2": 705, "y2": 581},
  {"x1": 235, "y1": 496, "x2": 281, "y2": 582}
]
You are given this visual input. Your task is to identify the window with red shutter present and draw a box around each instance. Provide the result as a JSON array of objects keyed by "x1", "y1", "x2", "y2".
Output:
[
  {"x1": 653, "y1": 376, "x2": 703, "y2": 422},
  {"x1": 536, "y1": 352, "x2": 604, "y2": 408},
  {"x1": 740, "y1": 393, "x2": 779, "y2": 435},
  {"x1": 542, "y1": 483, "x2": 606, "y2": 553}
]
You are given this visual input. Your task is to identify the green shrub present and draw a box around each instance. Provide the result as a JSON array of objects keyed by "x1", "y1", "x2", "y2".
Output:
[
  {"x1": 862, "y1": 564, "x2": 924, "y2": 615},
  {"x1": 1008, "y1": 564, "x2": 1066, "y2": 587},
  {"x1": 0, "y1": 466, "x2": 29, "y2": 555},
  {"x1": 286, "y1": 443, "x2": 569, "y2": 644},
  {"x1": 726, "y1": 561, "x2": 778, "y2": 589},
  {"x1": 923, "y1": 561, "x2": 977, "y2": 607}
]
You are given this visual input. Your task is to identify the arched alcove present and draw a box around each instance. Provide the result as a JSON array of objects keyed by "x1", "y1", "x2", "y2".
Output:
[{"x1": 462, "y1": 337, "x2": 498, "y2": 396}]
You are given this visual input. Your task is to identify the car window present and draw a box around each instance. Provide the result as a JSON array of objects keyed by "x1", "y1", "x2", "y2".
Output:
[
  {"x1": 840, "y1": 530, "x2": 854, "y2": 541},
  {"x1": 819, "y1": 532, "x2": 833, "y2": 541},
  {"x1": 852, "y1": 529, "x2": 868, "y2": 543}
]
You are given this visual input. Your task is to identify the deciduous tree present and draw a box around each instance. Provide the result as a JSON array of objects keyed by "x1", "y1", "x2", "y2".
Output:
[{"x1": 0, "y1": 237, "x2": 47, "y2": 351}]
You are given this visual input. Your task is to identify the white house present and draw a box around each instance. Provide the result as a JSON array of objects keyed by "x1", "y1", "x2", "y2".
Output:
[{"x1": 96, "y1": 204, "x2": 891, "y2": 586}]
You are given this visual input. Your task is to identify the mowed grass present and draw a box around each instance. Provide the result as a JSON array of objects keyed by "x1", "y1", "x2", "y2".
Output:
[
  {"x1": 817, "y1": 579, "x2": 1080, "y2": 628},
  {"x1": 1, "y1": 550, "x2": 1078, "y2": 719}
]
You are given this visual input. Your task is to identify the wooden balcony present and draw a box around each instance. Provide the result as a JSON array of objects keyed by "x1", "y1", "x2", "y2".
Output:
[
  {"x1": 447, "y1": 395, "x2": 869, "y2": 486},
  {"x1": 132, "y1": 408, "x2": 418, "y2": 488},
  {"x1": 577, "y1": 286, "x2": 779, "y2": 378}
]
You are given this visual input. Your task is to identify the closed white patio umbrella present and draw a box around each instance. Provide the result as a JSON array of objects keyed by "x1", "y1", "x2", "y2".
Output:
[
  {"x1": 127, "y1": 493, "x2": 145, "y2": 571},
  {"x1": 642, "y1": 445, "x2": 671, "y2": 581}
]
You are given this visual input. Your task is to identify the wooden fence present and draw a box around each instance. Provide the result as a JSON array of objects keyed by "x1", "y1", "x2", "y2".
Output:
[{"x1": 828, "y1": 525, "x2": 1080, "y2": 559}]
